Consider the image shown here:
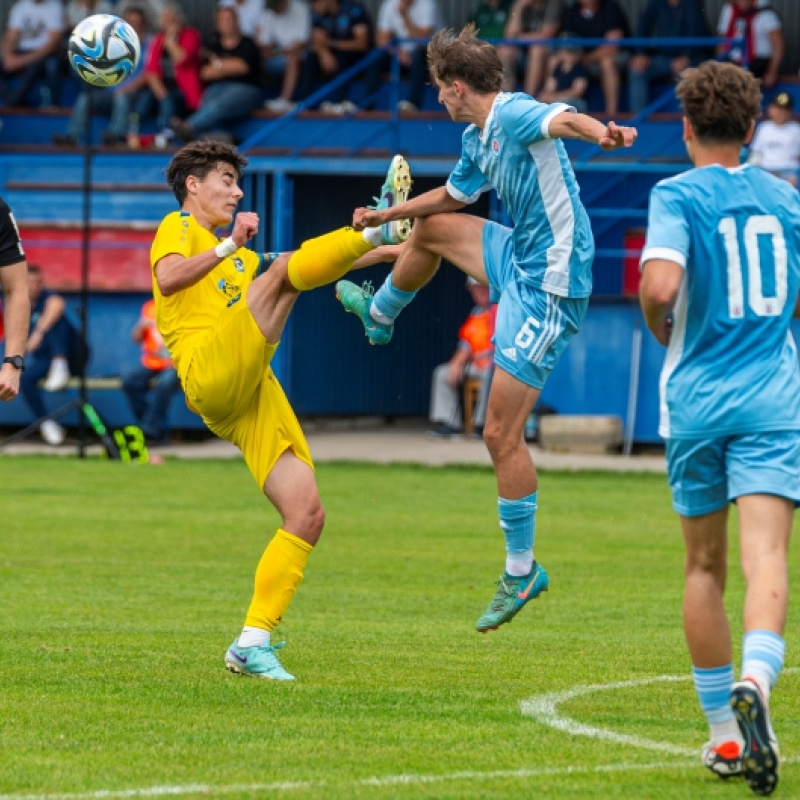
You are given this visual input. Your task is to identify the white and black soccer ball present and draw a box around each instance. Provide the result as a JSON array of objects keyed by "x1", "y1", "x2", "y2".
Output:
[{"x1": 68, "y1": 14, "x2": 141, "y2": 88}]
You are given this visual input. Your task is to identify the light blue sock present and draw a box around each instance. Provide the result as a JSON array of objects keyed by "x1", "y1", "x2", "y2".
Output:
[
  {"x1": 692, "y1": 664, "x2": 736, "y2": 725},
  {"x1": 498, "y1": 491, "x2": 537, "y2": 577},
  {"x1": 371, "y1": 274, "x2": 417, "y2": 323},
  {"x1": 743, "y1": 629, "x2": 785, "y2": 695}
]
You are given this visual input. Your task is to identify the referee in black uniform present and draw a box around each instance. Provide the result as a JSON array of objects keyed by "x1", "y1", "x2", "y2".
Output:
[{"x1": 0, "y1": 195, "x2": 29, "y2": 401}]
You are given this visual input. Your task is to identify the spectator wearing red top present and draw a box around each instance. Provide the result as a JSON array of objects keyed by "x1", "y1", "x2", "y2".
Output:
[
  {"x1": 560, "y1": 0, "x2": 629, "y2": 116},
  {"x1": 717, "y1": 0, "x2": 784, "y2": 90},
  {"x1": 136, "y1": 2, "x2": 203, "y2": 136},
  {"x1": 121, "y1": 299, "x2": 181, "y2": 444},
  {"x1": 428, "y1": 279, "x2": 497, "y2": 439},
  {"x1": 168, "y1": 5, "x2": 264, "y2": 142}
]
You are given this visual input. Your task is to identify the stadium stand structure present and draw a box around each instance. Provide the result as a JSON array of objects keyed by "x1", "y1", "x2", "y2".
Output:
[{"x1": 1, "y1": 32, "x2": 799, "y2": 443}]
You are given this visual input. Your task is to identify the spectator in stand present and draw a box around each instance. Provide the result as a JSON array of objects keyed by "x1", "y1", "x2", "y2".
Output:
[
  {"x1": 65, "y1": 0, "x2": 114, "y2": 28},
  {"x1": 500, "y1": 0, "x2": 562, "y2": 96},
  {"x1": 628, "y1": 0, "x2": 710, "y2": 113},
  {"x1": 20, "y1": 266, "x2": 88, "y2": 446},
  {"x1": 469, "y1": 0, "x2": 513, "y2": 43},
  {"x1": 748, "y1": 91, "x2": 800, "y2": 187},
  {"x1": 717, "y1": 0, "x2": 783, "y2": 90},
  {"x1": 121, "y1": 298, "x2": 181, "y2": 444},
  {"x1": 561, "y1": 0, "x2": 629, "y2": 116},
  {"x1": 428, "y1": 278, "x2": 496, "y2": 439},
  {"x1": 538, "y1": 32, "x2": 589, "y2": 111},
  {"x1": 259, "y1": 0, "x2": 311, "y2": 114},
  {"x1": 218, "y1": 0, "x2": 265, "y2": 37},
  {"x1": 169, "y1": 6, "x2": 264, "y2": 142},
  {"x1": 296, "y1": 0, "x2": 370, "y2": 114},
  {"x1": 135, "y1": 2, "x2": 203, "y2": 144},
  {"x1": 53, "y1": 6, "x2": 152, "y2": 147},
  {"x1": 363, "y1": 0, "x2": 444, "y2": 114},
  {"x1": 0, "y1": 0, "x2": 66, "y2": 108}
]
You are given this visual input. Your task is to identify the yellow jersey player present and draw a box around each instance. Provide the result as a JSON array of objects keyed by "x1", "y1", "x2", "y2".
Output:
[{"x1": 150, "y1": 140, "x2": 411, "y2": 680}]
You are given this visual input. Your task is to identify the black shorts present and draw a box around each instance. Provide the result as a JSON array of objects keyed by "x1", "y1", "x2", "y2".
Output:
[{"x1": 0, "y1": 197, "x2": 25, "y2": 268}]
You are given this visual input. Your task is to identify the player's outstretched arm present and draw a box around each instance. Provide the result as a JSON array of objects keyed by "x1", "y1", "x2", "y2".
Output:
[
  {"x1": 155, "y1": 212, "x2": 259, "y2": 296},
  {"x1": 548, "y1": 112, "x2": 637, "y2": 150},
  {"x1": 352, "y1": 186, "x2": 464, "y2": 231}
]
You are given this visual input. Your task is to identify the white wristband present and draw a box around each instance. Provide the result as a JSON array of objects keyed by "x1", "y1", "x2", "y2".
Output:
[{"x1": 214, "y1": 237, "x2": 237, "y2": 259}]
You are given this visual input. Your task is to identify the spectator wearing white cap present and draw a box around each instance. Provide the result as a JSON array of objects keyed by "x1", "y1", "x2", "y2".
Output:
[{"x1": 748, "y1": 91, "x2": 800, "y2": 187}]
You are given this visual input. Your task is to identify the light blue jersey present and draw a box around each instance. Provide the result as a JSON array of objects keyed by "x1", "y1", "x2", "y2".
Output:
[
  {"x1": 642, "y1": 163, "x2": 800, "y2": 440},
  {"x1": 446, "y1": 92, "x2": 594, "y2": 299}
]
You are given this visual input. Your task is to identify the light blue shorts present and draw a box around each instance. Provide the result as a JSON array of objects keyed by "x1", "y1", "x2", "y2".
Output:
[
  {"x1": 666, "y1": 432, "x2": 800, "y2": 517},
  {"x1": 482, "y1": 220, "x2": 588, "y2": 389}
]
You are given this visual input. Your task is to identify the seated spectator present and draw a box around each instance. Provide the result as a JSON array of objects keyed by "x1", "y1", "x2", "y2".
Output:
[
  {"x1": 53, "y1": 6, "x2": 152, "y2": 147},
  {"x1": 168, "y1": 6, "x2": 264, "y2": 142},
  {"x1": 561, "y1": 0, "x2": 629, "y2": 116},
  {"x1": 363, "y1": 0, "x2": 444, "y2": 113},
  {"x1": 218, "y1": 0, "x2": 265, "y2": 38},
  {"x1": 0, "y1": 0, "x2": 66, "y2": 108},
  {"x1": 500, "y1": 0, "x2": 563, "y2": 95},
  {"x1": 428, "y1": 279, "x2": 496, "y2": 439},
  {"x1": 717, "y1": 0, "x2": 783, "y2": 90},
  {"x1": 296, "y1": 0, "x2": 370, "y2": 113},
  {"x1": 20, "y1": 266, "x2": 88, "y2": 446},
  {"x1": 538, "y1": 34, "x2": 589, "y2": 111},
  {"x1": 258, "y1": 0, "x2": 311, "y2": 114},
  {"x1": 469, "y1": 0, "x2": 513, "y2": 43},
  {"x1": 135, "y1": 2, "x2": 203, "y2": 142},
  {"x1": 748, "y1": 91, "x2": 800, "y2": 187},
  {"x1": 65, "y1": 0, "x2": 114, "y2": 28},
  {"x1": 121, "y1": 299, "x2": 181, "y2": 444},
  {"x1": 628, "y1": 0, "x2": 710, "y2": 113}
]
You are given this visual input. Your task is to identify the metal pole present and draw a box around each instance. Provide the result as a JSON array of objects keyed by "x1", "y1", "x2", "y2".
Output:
[
  {"x1": 78, "y1": 90, "x2": 92, "y2": 458},
  {"x1": 624, "y1": 320, "x2": 642, "y2": 457}
]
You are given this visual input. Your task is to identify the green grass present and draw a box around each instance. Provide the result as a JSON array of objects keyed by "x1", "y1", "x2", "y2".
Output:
[{"x1": 1, "y1": 457, "x2": 798, "y2": 799}]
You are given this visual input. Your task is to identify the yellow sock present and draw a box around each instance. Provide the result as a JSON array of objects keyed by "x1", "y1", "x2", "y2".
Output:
[
  {"x1": 287, "y1": 227, "x2": 373, "y2": 291},
  {"x1": 244, "y1": 528, "x2": 313, "y2": 631}
]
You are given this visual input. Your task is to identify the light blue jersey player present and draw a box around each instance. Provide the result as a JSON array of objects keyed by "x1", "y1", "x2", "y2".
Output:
[
  {"x1": 643, "y1": 163, "x2": 800, "y2": 444},
  {"x1": 640, "y1": 61, "x2": 798, "y2": 797},
  {"x1": 335, "y1": 25, "x2": 637, "y2": 634}
]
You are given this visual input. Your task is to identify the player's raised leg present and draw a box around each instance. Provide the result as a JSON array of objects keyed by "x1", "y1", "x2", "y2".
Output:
[{"x1": 337, "y1": 212, "x2": 488, "y2": 345}]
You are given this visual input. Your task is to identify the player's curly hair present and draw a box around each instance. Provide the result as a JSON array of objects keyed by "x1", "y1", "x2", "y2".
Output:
[
  {"x1": 166, "y1": 140, "x2": 248, "y2": 205},
  {"x1": 676, "y1": 61, "x2": 762, "y2": 144},
  {"x1": 427, "y1": 24, "x2": 504, "y2": 94}
]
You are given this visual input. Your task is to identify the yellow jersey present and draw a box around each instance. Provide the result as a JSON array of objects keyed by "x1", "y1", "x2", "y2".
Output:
[{"x1": 150, "y1": 211, "x2": 262, "y2": 382}]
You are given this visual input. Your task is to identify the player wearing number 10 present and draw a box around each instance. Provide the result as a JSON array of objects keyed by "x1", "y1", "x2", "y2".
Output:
[{"x1": 640, "y1": 61, "x2": 800, "y2": 796}]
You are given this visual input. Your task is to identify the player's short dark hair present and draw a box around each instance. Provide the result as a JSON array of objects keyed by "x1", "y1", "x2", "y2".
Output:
[
  {"x1": 427, "y1": 24, "x2": 504, "y2": 94},
  {"x1": 676, "y1": 61, "x2": 762, "y2": 144},
  {"x1": 166, "y1": 140, "x2": 248, "y2": 205}
]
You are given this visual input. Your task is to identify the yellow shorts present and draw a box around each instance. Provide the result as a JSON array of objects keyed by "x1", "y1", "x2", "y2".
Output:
[{"x1": 182, "y1": 300, "x2": 313, "y2": 490}]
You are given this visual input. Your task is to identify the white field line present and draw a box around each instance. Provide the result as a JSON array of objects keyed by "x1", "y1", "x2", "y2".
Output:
[
  {"x1": 520, "y1": 668, "x2": 800, "y2": 757},
  {"x1": 3, "y1": 670, "x2": 796, "y2": 799}
]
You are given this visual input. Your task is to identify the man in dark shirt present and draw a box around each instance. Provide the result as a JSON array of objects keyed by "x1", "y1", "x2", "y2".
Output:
[
  {"x1": 297, "y1": 0, "x2": 371, "y2": 109},
  {"x1": 628, "y1": 0, "x2": 710, "y2": 112},
  {"x1": 561, "y1": 0, "x2": 629, "y2": 115},
  {"x1": 169, "y1": 5, "x2": 264, "y2": 141}
]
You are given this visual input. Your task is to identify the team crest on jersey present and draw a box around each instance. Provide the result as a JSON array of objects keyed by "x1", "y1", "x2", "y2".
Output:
[
  {"x1": 232, "y1": 256, "x2": 244, "y2": 273},
  {"x1": 217, "y1": 277, "x2": 241, "y2": 306}
]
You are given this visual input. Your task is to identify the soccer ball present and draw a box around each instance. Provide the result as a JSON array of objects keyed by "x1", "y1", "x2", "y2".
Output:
[{"x1": 68, "y1": 14, "x2": 141, "y2": 88}]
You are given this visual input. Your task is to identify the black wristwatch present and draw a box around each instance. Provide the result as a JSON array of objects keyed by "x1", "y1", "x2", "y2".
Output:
[{"x1": 3, "y1": 355, "x2": 25, "y2": 371}]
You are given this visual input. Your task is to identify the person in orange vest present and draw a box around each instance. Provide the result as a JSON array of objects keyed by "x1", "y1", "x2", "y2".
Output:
[
  {"x1": 121, "y1": 298, "x2": 181, "y2": 443},
  {"x1": 428, "y1": 277, "x2": 496, "y2": 438}
]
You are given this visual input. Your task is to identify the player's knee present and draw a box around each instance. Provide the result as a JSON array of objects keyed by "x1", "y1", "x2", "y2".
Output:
[
  {"x1": 482, "y1": 420, "x2": 515, "y2": 461},
  {"x1": 290, "y1": 500, "x2": 325, "y2": 543}
]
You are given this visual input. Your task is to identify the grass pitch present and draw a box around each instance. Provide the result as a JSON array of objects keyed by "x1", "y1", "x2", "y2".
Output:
[{"x1": 1, "y1": 457, "x2": 798, "y2": 799}]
